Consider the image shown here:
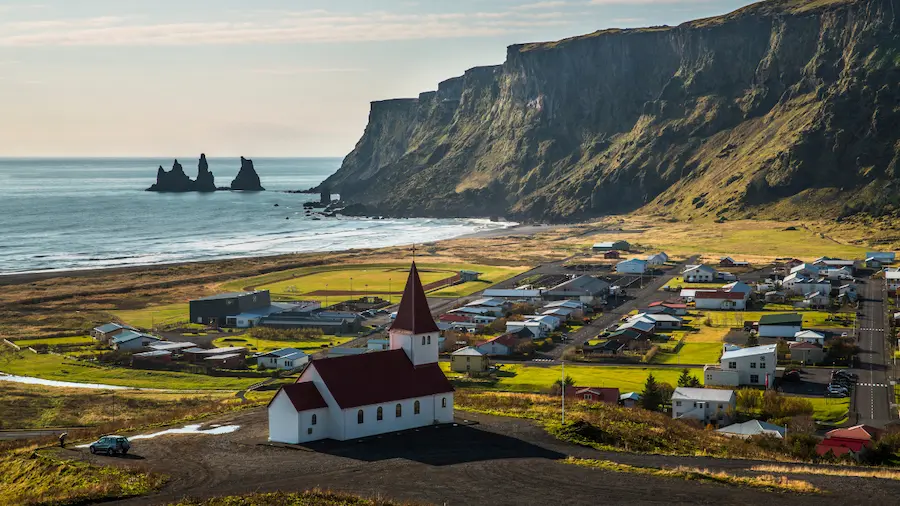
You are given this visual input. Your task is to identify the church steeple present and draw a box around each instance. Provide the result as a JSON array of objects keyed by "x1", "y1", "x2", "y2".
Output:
[{"x1": 389, "y1": 262, "x2": 440, "y2": 366}]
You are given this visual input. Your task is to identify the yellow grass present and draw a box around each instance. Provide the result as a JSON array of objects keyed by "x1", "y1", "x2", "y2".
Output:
[{"x1": 750, "y1": 464, "x2": 900, "y2": 481}]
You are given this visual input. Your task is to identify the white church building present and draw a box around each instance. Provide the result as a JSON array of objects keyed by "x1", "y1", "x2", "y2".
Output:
[{"x1": 268, "y1": 262, "x2": 455, "y2": 444}]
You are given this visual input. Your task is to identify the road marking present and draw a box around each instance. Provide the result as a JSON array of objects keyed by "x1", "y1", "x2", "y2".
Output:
[
  {"x1": 859, "y1": 328, "x2": 884, "y2": 332},
  {"x1": 858, "y1": 383, "x2": 889, "y2": 387}
]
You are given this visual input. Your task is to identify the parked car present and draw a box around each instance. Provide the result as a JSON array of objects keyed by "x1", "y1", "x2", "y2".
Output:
[
  {"x1": 89, "y1": 435, "x2": 130, "y2": 456},
  {"x1": 827, "y1": 385, "x2": 849, "y2": 396},
  {"x1": 833, "y1": 370, "x2": 858, "y2": 380},
  {"x1": 825, "y1": 390, "x2": 849, "y2": 398},
  {"x1": 783, "y1": 371, "x2": 801, "y2": 382}
]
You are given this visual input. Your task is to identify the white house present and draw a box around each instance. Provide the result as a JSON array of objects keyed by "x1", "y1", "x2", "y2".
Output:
[
  {"x1": 629, "y1": 313, "x2": 682, "y2": 329},
  {"x1": 111, "y1": 330, "x2": 161, "y2": 352},
  {"x1": 821, "y1": 267, "x2": 854, "y2": 281},
  {"x1": 790, "y1": 263, "x2": 821, "y2": 277},
  {"x1": 886, "y1": 270, "x2": 900, "y2": 291},
  {"x1": 794, "y1": 330, "x2": 826, "y2": 346},
  {"x1": 616, "y1": 259, "x2": 648, "y2": 274},
  {"x1": 505, "y1": 320, "x2": 547, "y2": 338},
  {"x1": 646, "y1": 252, "x2": 668, "y2": 266},
  {"x1": 683, "y1": 264, "x2": 717, "y2": 283},
  {"x1": 801, "y1": 291, "x2": 830, "y2": 308},
  {"x1": 257, "y1": 348, "x2": 309, "y2": 370},
  {"x1": 474, "y1": 333, "x2": 522, "y2": 356},
  {"x1": 267, "y1": 263, "x2": 454, "y2": 444},
  {"x1": 758, "y1": 313, "x2": 803, "y2": 338},
  {"x1": 693, "y1": 290, "x2": 747, "y2": 310},
  {"x1": 671, "y1": 387, "x2": 736, "y2": 426},
  {"x1": 704, "y1": 344, "x2": 777, "y2": 388}
]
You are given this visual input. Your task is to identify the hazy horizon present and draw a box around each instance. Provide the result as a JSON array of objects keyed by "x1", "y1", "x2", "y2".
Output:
[{"x1": 0, "y1": 0, "x2": 755, "y2": 158}]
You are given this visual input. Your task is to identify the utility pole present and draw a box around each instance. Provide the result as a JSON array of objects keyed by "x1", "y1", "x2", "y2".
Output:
[
  {"x1": 561, "y1": 360, "x2": 566, "y2": 425},
  {"x1": 325, "y1": 284, "x2": 329, "y2": 308}
]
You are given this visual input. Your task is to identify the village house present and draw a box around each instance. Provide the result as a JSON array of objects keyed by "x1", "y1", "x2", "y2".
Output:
[
  {"x1": 886, "y1": 270, "x2": 900, "y2": 291},
  {"x1": 619, "y1": 392, "x2": 641, "y2": 408},
  {"x1": 367, "y1": 338, "x2": 390, "y2": 351},
  {"x1": 782, "y1": 258, "x2": 804, "y2": 270},
  {"x1": 866, "y1": 252, "x2": 896, "y2": 264},
  {"x1": 813, "y1": 257, "x2": 858, "y2": 270},
  {"x1": 671, "y1": 388, "x2": 736, "y2": 427},
  {"x1": 646, "y1": 252, "x2": 669, "y2": 266},
  {"x1": 865, "y1": 257, "x2": 883, "y2": 269},
  {"x1": 615, "y1": 258, "x2": 648, "y2": 274},
  {"x1": 204, "y1": 353, "x2": 246, "y2": 369},
  {"x1": 461, "y1": 297, "x2": 509, "y2": 317},
  {"x1": 450, "y1": 347, "x2": 489, "y2": 373},
  {"x1": 482, "y1": 288, "x2": 543, "y2": 303},
  {"x1": 704, "y1": 344, "x2": 777, "y2": 388},
  {"x1": 91, "y1": 323, "x2": 137, "y2": 343},
  {"x1": 816, "y1": 425, "x2": 883, "y2": 460},
  {"x1": 111, "y1": 330, "x2": 161, "y2": 352},
  {"x1": 505, "y1": 320, "x2": 547, "y2": 338},
  {"x1": 543, "y1": 300, "x2": 586, "y2": 319},
  {"x1": 603, "y1": 250, "x2": 621, "y2": 259},
  {"x1": 782, "y1": 273, "x2": 831, "y2": 296},
  {"x1": 646, "y1": 301, "x2": 688, "y2": 316},
  {"x1": 820, "y1": 266, "x2": 854, "y2": 281},
  {"x1": 719, "y1": 257, "x2": 750, "y2": 268},
  {"x1": 717, "y1": 420, "x2": 785, "y2": 439},
  {"x1": 267, "y1": 262, "x2": 454, "y2": 444},
  {"x1": 183, "y1": 346, "x2": 248, "y2": 364},
  {"x1": 789, "y1": 341, "x2": 825, "y2": 364},
  {"x1": 148, "y1": 341, "x2": 196, "y2": 353},
  {"x1": 592, "y1": 240, "x2": 630, "y2": 252},
  {"x1": 757, "y1": 313, "x2": 803, "y2": 338},
  {"x1": 682, "y1": 264, "x2": 717, "y2": 283},
  {"x1": 693, "y1": 290, "x2": 747, "y2": 310},
  {"x1": 799, "y1": 291, "x2": 830, "y2": 308},
  {"x1": 256, "y1": 348, "x2": 309, "y2": 370},
  {"x1": 542, "y1": 307, "x2": 573, "y2": 321},
  {"x1": 459, "y1": 270, "x2": 482, "y2": 282},
  {"x1": 789, "y1": 263, "x2": 821, "y2": 278},
  {"x1": 543, "y1": 275, "x2": 610, "y2": 303},
  {"x1": 605, "y1": 329, "x2": 652, "y2": 352},
  {"x1": 794, "y1": 329, "x2": 826, "y2": 346},
  {"x1": 474, "y1": 333, "x2": 524, "y2": 356},
  {"x1": 131, "y1": 350, "x2": 172, "y2": 367},
  {"x1": 838, "y1": 283, "x2": 858, "y2": 303},
  {"x1": 617, "y1": 318, "x2": 656, "y2": 334},
  {"x1": 565, "y1": 386, "x2": 619, "y2": 404},
  {"x1": 628, "y1": 312, "x2": 682, "y2": 329}
]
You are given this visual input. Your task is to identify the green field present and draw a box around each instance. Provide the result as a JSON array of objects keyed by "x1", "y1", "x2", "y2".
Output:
[
  {"x1": 661, "y1": 277, "x2": 724, "y2": 290},
  {"x1": 696, "y1": 310, "x2": 855, "y2": 328},
  {"x1": 442, "y1": 362, "x2": 700, "y2": 393},
  {"x1": 213, "y1": 335, "x2": 353, "y2": 353},
  {"x1": 108, "y1": 303, "x2": 189, "y2": 329},
  {"x1": 804, "y1": 396, "x2": 850, "y2": 424},
  {"x1": 0, "y1": 353, "x2": 258, "y2": 390},
  {"x1": 222, "y1": 262, "x2": 529, "y2": 304},
  {"x1": 12, "y1": 335, "x2": 96, "y2": 347},
  {"x1": 652, "y1": 343, "x2": 723, "y2": 365}
]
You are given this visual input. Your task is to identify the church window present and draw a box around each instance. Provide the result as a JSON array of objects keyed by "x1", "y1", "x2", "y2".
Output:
[
  {"x1": 422, "y1": 336, "x2": 426, "y2": 345},
  {"x1": 311, "y1": 414, "x2": 317, "y2": 425},
  {"x1": 441, "y1": 397, "x2": 447, "y2": 408},
  {"x1": 377, "y1": 407, "x2": 383, "y2": 421},
  {"x1": 414, "y1": 400, "x2": 421, "y2": 415},
  {"x1": 396, "y1": 403, "x2": 402, "y2": 417},
  {"x1": 427, "y1": 335, "x2": 431, "y2": 345},
  {"x1": 308, "y1": 428, "x2": 313, "y2": 435},
  {"x1": 357, "y1": 409, "x2": 364, "y2": 424}
]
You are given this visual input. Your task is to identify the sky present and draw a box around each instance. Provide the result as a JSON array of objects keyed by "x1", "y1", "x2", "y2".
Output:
[{"x1": 0, "y1": 0, "x2": 756, "y2": 157}]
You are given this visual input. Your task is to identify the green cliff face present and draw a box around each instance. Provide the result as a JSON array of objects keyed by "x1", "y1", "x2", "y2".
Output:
[{"x1": 323, "y1": 0, "x2": 900, "y2": 222}]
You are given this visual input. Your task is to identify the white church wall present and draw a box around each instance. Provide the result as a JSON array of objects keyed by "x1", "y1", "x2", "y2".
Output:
[
  {"x1": 389, "y1": 329, "x2": 440, "y2": 366},
  {"x1": 340, "y1": 393, "x2": 453, "y2": 440},
  {"x1": 298, "y1": 365, "x2": 345, "y2": 440},
  {"x1": 297, "y1": 407, "x2": 330, "y2": 443},
  {"x1": 268, "y1": 389, "x2": 300, "y2": 444}
]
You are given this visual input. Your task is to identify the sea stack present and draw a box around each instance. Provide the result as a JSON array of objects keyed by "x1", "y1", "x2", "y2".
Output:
[
  {"x1": 194, "y1": 154, "x2": 217, "y2": 192},
  {"x1": 147, "y1": 159, "x2": 194, "y2": 192},
  {"x1": 230, "y1": 157, "x2": 265, "y2": 191}
]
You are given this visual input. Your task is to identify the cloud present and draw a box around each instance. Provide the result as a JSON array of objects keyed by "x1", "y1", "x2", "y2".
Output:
[
  {"x1": 0, "y1": 9, "x2": 573, "y2": 47},
  {"x1": 250, "y1": 67, "x2": 366, "y2": 75},
  {"x1": 513, "y1": 1, "x2": 573, "y2": 10}
]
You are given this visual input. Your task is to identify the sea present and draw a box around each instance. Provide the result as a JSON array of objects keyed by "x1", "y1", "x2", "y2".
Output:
[{"x1": 0, "y1": 158, "x2": 514, "y2": 275}]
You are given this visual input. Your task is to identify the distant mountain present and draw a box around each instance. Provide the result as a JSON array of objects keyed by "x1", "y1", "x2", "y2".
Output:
[
  {"x1": 321, "y1": 0, "x2": 900, "y2": 223},
  {"x1": 147, "y1": 155, "x2": 265, "y2": 192}
]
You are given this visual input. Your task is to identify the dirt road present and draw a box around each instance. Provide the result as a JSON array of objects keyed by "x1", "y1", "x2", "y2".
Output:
[{"x1": 59, "y1": 408, "x2": 900, "y2": 506}]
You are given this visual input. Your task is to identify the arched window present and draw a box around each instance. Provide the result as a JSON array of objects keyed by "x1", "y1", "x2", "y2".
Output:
[
  {"x1": 427, "y1": 335, "x2": 431, "y2": 345},
  {"x1": 311, "y1": 414, "x2": 317, "y2": 425},
  {"x1": 357, "y1": 409, "x2": 364, "y2": 424},
  {"x1": 377, "y1": 407, "x2": 384, "y2": 421},
  {"x1": 395, "y1": 403, "x2": 402, "y2": 417},
  {"x1": 414, "y1": 400, "x2": 421, "y2": 415},
  {"x1": 441, "y1": 397, "x2": 447, "y2": 408},
  {"x1": 421, "y1": 336, "x2": 426, "y2": 345}
]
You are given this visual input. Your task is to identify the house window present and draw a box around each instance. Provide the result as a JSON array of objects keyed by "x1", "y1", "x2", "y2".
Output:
[
  {"x1": 750, "y1": 362, "x2": 757, "y2": 369},
  {"x1": 728, "y1": 361, "x2": 737, "y2": 369},
  {"x1": 357, "y1": 409, "x2": 364, "y2": 424},
  {"x1": 585, "y1": 394, "x2": 593, "y2": 400},
  {"x1": 377, "y1": 407, "x2": 383, "y2": 421},
  {"x1": 750, "y1": 374, "x2": 759, "y2": 384},
  {"x1": 421, "y1": 336, "x2": 426, "y2": 345},
  {"x1": 675, "y1": 401, "x2": 682, "y2": 407},
  {"x1": 414, "y1": 400, "x2": 421, "y2": 415},
  {"x1": 442, "y1": 397, "x2": 447, "y2": 408},
  {"x1": 311, "y1": 414, "x2": 317, "y2": 425},
  {"x1": 396, "y1": 403, "x2": 402, "y2": 417}
]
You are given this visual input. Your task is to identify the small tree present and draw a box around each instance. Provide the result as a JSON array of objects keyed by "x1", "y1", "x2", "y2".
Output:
[
  {"x1": 641, "y1": 373, "x2": 664, "y2": 411},
  {"x1": 550, "y1": 374, "x2": 575, "y2": 395},
  {"x1": 676, "y1": 368, "x2": 701, "y2": 388}
]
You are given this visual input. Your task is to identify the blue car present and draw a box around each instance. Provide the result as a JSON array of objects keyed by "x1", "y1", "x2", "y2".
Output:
[{"x1": 89, "y1": 435, "x2": 131, "y2": 456}]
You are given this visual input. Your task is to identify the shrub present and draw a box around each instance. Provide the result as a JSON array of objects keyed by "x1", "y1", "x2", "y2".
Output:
[
  {"x1": 248, "y1": 327, "x2": 324, "y2": 341},
  {"x1": 642, "y1": 345, "x2": 660, "y2": 364}
]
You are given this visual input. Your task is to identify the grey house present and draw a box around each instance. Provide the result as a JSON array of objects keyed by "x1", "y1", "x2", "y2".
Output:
[{"x1": 189, "y1": 290, "x2": 272, "y2": 326}]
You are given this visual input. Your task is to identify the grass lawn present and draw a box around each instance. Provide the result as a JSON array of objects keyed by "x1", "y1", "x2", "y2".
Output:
[
  {"x1": 653, "y1": 343, "x2": 723, "y2": 365},
  {"x1": 696, "y1": 310, "x2": 855, "y2": 328},
  {"x1": 661, "y1": 277, "x2": 724, "y2": 290},
  {"x1": 0, "y1": 353, "x2": 258, "y2": 390},
  {"x1": 803, "y1": 396, "x2": 850, "y2": 424},
  {"x1": 443, "y1": 362, "x2": 700, "y2": 393},
  {"x1": 213, "y1": 335, "x2": 353, "y2": 353},
  {"x1": 108, "y1": 303, "x2": 189, "y2": 329},
  {"x1": 12, "y1": 335, "x2": 96, "y2": 347},
  {"x1": 221, "y1": 262, "x2": 530, "y2": 304}
]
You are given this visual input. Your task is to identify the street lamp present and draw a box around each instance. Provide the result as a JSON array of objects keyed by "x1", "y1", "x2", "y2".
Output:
[
  {"x1": 389, "y1": 278, "x2": 392, "y2": 304},
  {"x1": 350, "y1": 277, "x2": 354, "y2": 299},
  {"x1": 325, "y1": 284, "x2": 329, "y2": 308}
]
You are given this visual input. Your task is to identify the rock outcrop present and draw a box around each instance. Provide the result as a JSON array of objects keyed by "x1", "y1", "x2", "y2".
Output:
[
  {"x1": 320, "y1": 0, "x2": 900, "y2": 222},
  {"x1": 230, "y1": 157, "x2": 265, "y2": 191},
  {"x1": 147, "y1": 159, "x2": 194, "y2": 192},
  {"x1": 194, "y1": 154, "x2": 217, "y2": 192}
]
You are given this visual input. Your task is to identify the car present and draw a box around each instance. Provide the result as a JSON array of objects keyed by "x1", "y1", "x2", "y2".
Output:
[
  {"x1": 825, "y1": 390, "x2": 848, "y2": 398},
  {"x1": 841, "y1": 332, "x2": 849, "y2": 337},
  {"x1": 833, "y1": 370, "x2": 858, "y2": 380},
  {"x1": 89, "y1": 435, "x2": 130, "y2": 456},
  {"x1": 783, "y1": 371, "x2": 801, "y2": 382},
  {"x1": 827, "y1": 385, "x2": 849, "y2": 395}
]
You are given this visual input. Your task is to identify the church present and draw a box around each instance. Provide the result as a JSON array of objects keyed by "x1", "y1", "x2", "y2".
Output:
[{"x1": 267, "y1": 262, "x2": 455, "y2": 444}]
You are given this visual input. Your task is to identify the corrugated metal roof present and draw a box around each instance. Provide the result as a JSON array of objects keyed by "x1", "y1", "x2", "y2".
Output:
[
  {"x1": 721, "y1": 344, "x2": 777, "y2": 360},
  {"x1": 671, "y1": 387, "x2": 735, "y2": 403}
]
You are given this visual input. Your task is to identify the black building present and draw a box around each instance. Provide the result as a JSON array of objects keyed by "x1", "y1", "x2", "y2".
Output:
[{"x1": 189, "y1": 290, "x2": 271, "y2": 326}]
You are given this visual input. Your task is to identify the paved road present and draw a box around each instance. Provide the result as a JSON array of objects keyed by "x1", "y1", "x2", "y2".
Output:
[{"x1": 850, "y1": 278, "x2": 895, "y2": 427}]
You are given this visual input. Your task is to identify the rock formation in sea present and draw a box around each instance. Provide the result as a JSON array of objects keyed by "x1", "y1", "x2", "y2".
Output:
[
  {"x1": 194, "y1": 153, "x2": 217, "y2": 192},
  {"x1": 230, "y1": 157, "x2": 265, "y2": 191},
  {"x1": 147, "y1": 159, "x2": 195, "y2": 192}
]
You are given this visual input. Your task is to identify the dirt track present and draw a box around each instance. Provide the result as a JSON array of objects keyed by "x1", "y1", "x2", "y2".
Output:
[{"x1": 60, "y1": 409, "x2": 900, "y2": 506}]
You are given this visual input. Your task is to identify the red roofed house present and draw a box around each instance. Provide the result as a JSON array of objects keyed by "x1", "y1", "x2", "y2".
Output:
[
  {"x1": 565, "y1": 386, "x2": 620, "y2": 404},
  {"x1": 474, "y1": 332, "x2": 524, "y2": 356},
  {"x1": 815, "y1": 425, "x2": 883, "y2": 460},
  {"x1": 268, "y1": 262, "x2": 454, "y2": 444},
  {"x1": 647, "y1": 301, "x2": 688, "y2": 316},
  {"x1": 604, "y1": 250, "x2": 621, "y2": 259}
]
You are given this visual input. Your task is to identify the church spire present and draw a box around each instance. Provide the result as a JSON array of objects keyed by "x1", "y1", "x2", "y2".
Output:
[{"x1": 389, "y1": 262, "x2": 439, "y2": 334}]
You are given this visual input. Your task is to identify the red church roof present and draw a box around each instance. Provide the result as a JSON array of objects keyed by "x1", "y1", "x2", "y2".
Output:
[
  {"x1": 307, "y1": 349, "x2": 453, "y2": 409},
  {"x1": 269, "y1": 382, "x2": 327, "y2": 412},
  {"x1": 390, "y1": 262, "x2": 440, "y2": 334}
]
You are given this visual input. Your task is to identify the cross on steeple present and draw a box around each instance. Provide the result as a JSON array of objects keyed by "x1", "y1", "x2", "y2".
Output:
[{"x1": 410, "y1": 244, "x2": 417, "y2": 261}]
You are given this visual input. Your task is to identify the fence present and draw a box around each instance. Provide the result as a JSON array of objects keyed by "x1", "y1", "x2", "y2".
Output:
[{"x1": 423, "y1": 274, "x2": 461, "y2": 292}]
